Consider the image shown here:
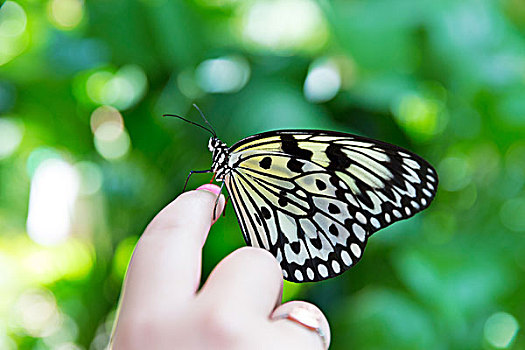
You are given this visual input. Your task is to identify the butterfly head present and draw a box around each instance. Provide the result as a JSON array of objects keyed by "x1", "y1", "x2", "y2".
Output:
[{"x1": 208, "y1": 137, "x2": 230, "y2": 181}]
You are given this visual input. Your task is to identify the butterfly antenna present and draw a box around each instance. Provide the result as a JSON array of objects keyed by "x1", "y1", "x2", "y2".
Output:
[
  {"x1": 163, "y1": 114, "x2": 215, "y2": 138},
  {"x1": 193, "y1": 104, "x2": 217, "y2": 138}
]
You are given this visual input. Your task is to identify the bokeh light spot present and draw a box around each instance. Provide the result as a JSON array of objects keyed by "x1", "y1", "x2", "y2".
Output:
[
  {"x1": 438, "y1": 156, "x2": 472, "y2": 192},
  {"x1": 13, "y1": 289, "x2": 61, "y2": 338},
  {"x1": 0, "y1": 1, "x2": 27, "y2": 36},
  {"x1": 0, "y1": 1, "x2": 29, "y2": 66},
  {"x1": 196, "y1": 56, "x2": 250, "y2": 94},
  {"x1": 242, "y1": 0, "x2": 328, "y2": 52},
  {"x1": 86, "y1": 66, "x2": 147, "y2": 110},
  {"x1": 0, "y1": 117, "x2": 23, "y2": 159},
  {"x1": 47, "y1": 0, "x2": 84, "y2": 30},
  {"x1": 86, "y1": 71, "x2": 113, "y2": 104},
  {"x1": 74, "y1": 161, "x2": 103, "y2": 196},
  {"x1": 26, "y1": 147, "x2": 62, "y2": 177},
  {"x1": 393, "y1": 93, "x2": 447, "y2": 141},
  {"x1": 195, "y1": 0, "x2": 241, "y2": 8},
  {"x1": 90, "y1": 105, "x2": 123, "y2": 134},
  {"x1": 13, "y1": 236, "x2": 95, "y2": 285},
  {"x1": 177, "y1": 68, "x2": 204, "y2": 98},
  {"x1": 26, "y1": 159, "x2": 80, "y2": 246},
  {"x1": 484, "y1": 312, "x2": 519, "y2": 348},
  {"x1": 304, "y1": 58, "x2": 341, "y2": 103},
  {"x1": 505, "y1": 141, "x2": 525, "y2": 177},
  {"x1": 94, "y1": 122, "x2": 131, "y2": 160},
  {"x1": 500, "y1": 197, "x2": 525, "y2": 232},
  {"x1": 112, "y1": 235, "x2": 139, "y2": 280}
]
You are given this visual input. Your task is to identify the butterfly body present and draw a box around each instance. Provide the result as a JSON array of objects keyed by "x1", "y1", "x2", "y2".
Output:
[
  {"x1": 206, "y1": 129, "x2": 438, "y2": 283},
  {"x1": 208, "y1": 138, "x2": 231, "y2": 180}
]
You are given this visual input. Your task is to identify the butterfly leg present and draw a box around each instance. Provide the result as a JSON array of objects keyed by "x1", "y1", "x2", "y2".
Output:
[
  {"x1": 212, "y1": 182, "x2": 226, "y2": 221},
  {"x1": 222, "y1": 194, "x2": 230, "y2": 217},
  {"x1": 183, "y1": 169, "x2": 212, "y2": 192}
]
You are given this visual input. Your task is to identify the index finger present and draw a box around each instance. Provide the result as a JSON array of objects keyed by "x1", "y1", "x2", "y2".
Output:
[{"x1": 119, "y1": 184, "x2": 225, "y2": 318}]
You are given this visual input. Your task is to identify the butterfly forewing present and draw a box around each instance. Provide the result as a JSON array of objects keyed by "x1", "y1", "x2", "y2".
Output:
[{"x1": 223, "y1": 130, "x2": 438, "y2": 282}]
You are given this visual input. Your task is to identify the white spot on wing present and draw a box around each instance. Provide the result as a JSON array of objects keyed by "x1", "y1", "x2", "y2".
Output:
[
  {"x1": 276, "y1": 249, "x2": 283, "y2": 263},
  {"x1": 278, "y1": 212, "x2": 298, "y2": 241},
  {"x1": 294, "y1": 270, "x2": 303, "y2": 281},
  {"x1": 332, "y1": 260, "x2": 341, "y2": 273},
  {"x1": 405, "y1": 182, "x2": 416, "y2": 197},
  {"x1": 352, "y1": 223, "x2": 366, "y2": 242},
  {"x1": 341, "y1": 250, "x2": 352, "y2": 266},
  {"x1": 356, "y1": 212, "x2": 367, "y2": 224},
  {"x1": 350, "y1": 243, "x2": 362, "y2": 258},
  {"x1": 318, "y1": 264, "x2": 328, "y2": 277},
  {"x1": 402, "y1": 165, "x2": 422, "y2": 184},
  {"x1": 403, "y1": 158, "x2": 421, "y2": 169},
  {"x1": 307, "y1": 268, "x2": 314, "y2": 280}
]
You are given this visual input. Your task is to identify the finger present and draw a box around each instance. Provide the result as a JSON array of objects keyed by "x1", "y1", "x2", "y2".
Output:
[
  {"x1": 198, "y1": 247, "x2": 283, "y2": 317},
  {"x1": 271, "y1": 301, "x2": 331, "y2": 350},
  {"x1": 120, "y1": 184, "x2": 225, "y2": 318}
]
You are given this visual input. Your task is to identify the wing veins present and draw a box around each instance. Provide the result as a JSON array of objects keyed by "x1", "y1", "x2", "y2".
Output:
[
  {"x1": 237, "y1": 169, "x2": 350, "y2": 252},
  {"x1": 233, "y1": 171, "x2": 275, "y2": 250}
]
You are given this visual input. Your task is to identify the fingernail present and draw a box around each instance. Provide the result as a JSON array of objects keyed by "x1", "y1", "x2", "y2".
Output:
[
  {"x1": 272, "y1": 303, "x2": 329, "y2": 349},
  {"x1": 285, "y1": 306, "x2": 322, "y2": 330},
  {"x1": 196, "y1": 184, "x2": 221, "y2": 195}
]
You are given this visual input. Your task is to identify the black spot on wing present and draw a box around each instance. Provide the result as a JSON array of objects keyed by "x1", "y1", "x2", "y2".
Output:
[
  {"x1": 287, "y1": 158, "x2": 305, "y2": 173},
  {"x1": 259, "y1": 156, "x2": 272, "y2": 169},
  {"x1": 328, "y1": 203, "x2": 341, "y2": 214},
  {"x1": 261, "y1": 206, "x2": 271, "y2": 219},
  {"x1": 290, "y1": 241, "x2": 301, "y2": 254},
  {"x1": 326, "y1": 143, "x2": 351, "y2": 170},
  {"x1": 310, "y1": 236, "x2": 323, "y2": 249},
  {"x1": 281, "y1": 134, "x2": 313, "y2": 160},
  {"x1": 315, "y1": 179, "x2": 327, "y2": 191},
  {"x1": 278, "y1": 190, "x2": 288, "y2": 207}
]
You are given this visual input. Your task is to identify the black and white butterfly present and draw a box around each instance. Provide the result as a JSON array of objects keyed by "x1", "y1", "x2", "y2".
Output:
[{"x1": 168, "y1": 107, "x2": 438, "y2": 283}]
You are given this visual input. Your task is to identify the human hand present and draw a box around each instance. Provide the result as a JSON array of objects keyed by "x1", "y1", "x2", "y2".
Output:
[{"x1": 111, "y1": 184, "x2": 330, "y2": 349}]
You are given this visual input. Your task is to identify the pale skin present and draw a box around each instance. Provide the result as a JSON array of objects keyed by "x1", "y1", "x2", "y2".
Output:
[{"x1": 111, "y1": 184, "x2": 331, "y2": 349}]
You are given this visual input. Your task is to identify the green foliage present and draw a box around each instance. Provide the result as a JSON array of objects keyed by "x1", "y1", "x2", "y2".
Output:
[{"x1": 1, "y1": 0, "x2": 524, "y2": 349}]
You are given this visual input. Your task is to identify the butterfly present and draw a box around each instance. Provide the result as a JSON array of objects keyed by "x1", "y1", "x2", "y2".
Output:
[{"x1": 166, "y1": 106, "x2": 438, "y2": 283}]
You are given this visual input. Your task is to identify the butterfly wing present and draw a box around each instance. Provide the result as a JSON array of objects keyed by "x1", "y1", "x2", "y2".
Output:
[{"x1": 223, "y1": 130, "x2": 438, "y2": 282}]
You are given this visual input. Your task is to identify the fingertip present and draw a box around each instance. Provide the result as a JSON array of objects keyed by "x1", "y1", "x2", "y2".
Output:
[
  {"x1": 198, "y1": 246, "x2": 284, "y2": 316},
  {"x1": 194, "y1": 183, "x2": 226, "y2": 223},
  {"x1": 234, "y1": 247, "x2": 284, "y2": 280},
  {"x1": 147, "y1": 187, "x2": 224, "y2": 236}
]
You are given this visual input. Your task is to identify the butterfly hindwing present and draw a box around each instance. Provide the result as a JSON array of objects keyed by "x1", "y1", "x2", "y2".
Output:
[{"x1": 224, "y1": 130, "x2": 438, "y2": 282}]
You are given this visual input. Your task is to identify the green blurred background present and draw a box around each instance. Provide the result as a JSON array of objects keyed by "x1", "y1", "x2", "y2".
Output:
[{"x1": 1, "y1": 0, "x2": 524, "y2": 348}]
